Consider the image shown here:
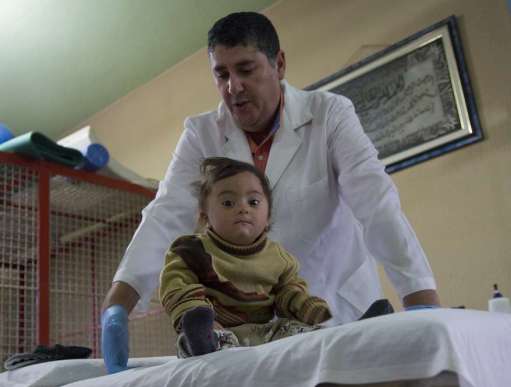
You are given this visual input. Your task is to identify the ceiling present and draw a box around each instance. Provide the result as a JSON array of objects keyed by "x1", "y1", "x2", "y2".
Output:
[{"x1": 0, "y1": 0, "x2": 277, "y2": 140}]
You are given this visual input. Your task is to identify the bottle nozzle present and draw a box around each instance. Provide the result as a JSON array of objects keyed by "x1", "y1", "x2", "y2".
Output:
[{"x1": 493, "y1": 283, "x2": 503, "y2": 298}]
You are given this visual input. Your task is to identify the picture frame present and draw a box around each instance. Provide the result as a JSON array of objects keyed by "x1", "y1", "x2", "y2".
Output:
[{"x1": 305, "y1": 15, "x2": 483, "y2": 173}]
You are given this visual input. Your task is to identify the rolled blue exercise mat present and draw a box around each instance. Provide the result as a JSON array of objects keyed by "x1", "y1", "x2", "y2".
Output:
[
  {"x1": 0, "y1": 123, "x2": 14, "y2": 144},
  {"x1": 77, "y1": 143, "x2": 110, "y2": 172},
  {"x1": 0, "y1": 131, "x2": 84, "y2": 168}
]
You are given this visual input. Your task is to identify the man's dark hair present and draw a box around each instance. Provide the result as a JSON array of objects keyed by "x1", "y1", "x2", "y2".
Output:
[{"x1": 207, "y1": 12, "x2": 280, "y2": 63}]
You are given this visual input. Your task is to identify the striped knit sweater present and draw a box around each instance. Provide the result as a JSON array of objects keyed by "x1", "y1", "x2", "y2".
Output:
[{"x1": 159, "y1": 229, "x2": 331, "y2": 332}]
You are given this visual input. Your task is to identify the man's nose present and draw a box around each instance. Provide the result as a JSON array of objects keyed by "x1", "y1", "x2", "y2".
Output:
[{"x1": 228, "y1": 74, "x2": 243, "y2": 95}]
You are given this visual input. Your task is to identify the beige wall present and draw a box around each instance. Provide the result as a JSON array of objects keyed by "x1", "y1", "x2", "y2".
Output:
[{"x1": 77, "y1": 0, "x2": 511, "y2": 311}]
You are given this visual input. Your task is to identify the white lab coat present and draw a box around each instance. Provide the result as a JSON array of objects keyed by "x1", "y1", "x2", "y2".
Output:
[{"x1": 114, "y1": 80, "x2": 436, "y2": 324}]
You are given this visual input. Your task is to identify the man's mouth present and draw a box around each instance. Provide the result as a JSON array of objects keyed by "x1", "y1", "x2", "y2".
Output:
[{"x1": 232, "y1": 100, "x2": 250, "y2": 108}]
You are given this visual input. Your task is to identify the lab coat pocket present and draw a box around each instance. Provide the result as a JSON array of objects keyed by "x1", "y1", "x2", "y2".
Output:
[
  {"x1": 336, "y1": 258, "x2": 382, "y2": 317},
  {"x1": 291, "y1": 177, "x2": 332, "y2": 244},
  {"x1": 295, "y1": 176, "x2": 329, "y2": 202}
]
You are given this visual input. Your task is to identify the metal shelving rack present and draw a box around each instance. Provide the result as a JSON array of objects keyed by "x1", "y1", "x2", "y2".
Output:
[{"x1": 0, "y1": 152, "x2": 173, "y2": 368}]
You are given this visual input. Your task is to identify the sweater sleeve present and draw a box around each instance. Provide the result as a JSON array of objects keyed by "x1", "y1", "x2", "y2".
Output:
[
  {"x1": 159, "y1": 245, "x2": 213, "y2": 331},
  {"x1": 273, "y1": 246, "x2": 332, "y2": 325}
]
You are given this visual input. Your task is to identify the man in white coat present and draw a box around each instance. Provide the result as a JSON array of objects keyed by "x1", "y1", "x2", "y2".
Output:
[{"x1": 101, "y1": 12, "x2": 440, "y2": 373}]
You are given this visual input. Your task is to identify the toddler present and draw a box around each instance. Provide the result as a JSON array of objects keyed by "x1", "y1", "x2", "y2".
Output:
[{"x1": 159, "y1": 157, "x2": 332, "y2": 357}]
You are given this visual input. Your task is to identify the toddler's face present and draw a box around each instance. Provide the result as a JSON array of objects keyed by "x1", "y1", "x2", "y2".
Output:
[{"x1": 205, "y1": 171, "x2": 269, "y2": 245}]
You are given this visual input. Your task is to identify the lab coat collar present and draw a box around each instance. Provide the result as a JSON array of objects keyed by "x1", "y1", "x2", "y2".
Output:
[{"x1": 216, "y1": 80, "x2": 313, "y2": 188}]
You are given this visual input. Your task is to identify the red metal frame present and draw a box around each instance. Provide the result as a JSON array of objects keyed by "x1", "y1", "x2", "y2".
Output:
[
  {"x1": 0, "y1": 151, "x2": 156, "y2": 350},
  {"x1": 0, "y1": 152, "x2": 155, "y2": 197},
  {"x1": 38, "y1": 168, "x2": 50, "y2": 345}
]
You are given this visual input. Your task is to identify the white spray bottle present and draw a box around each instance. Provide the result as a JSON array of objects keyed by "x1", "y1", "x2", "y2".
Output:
[{"x1": 488, "y1": 284, "x2": 511, "y2": 313}]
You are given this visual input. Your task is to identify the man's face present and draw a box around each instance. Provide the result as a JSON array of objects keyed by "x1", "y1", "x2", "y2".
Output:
[{"x1": 209, "y1": 44, "x2": 286, "y2": 133}]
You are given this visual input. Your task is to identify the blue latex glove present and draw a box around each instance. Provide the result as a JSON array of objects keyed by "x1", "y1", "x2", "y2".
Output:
[
  {"x1": 405, "y1": 304, "x2": 439, "y2": 311},
  {"x1": 101, "y1": 304, "x2": 129, "y2": 374}
]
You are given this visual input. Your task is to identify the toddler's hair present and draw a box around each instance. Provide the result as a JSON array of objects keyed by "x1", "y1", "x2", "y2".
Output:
[{"x1": 192, "y1": 157, "x2": 272, "y2": 230}]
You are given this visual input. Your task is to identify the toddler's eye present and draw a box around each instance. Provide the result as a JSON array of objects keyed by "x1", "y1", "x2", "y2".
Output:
[
  {"x1": 249, "y1": 199, "x2": 260, "y2": 207},
  {"x1": 222, "y1": 200, "x2": 234, "y2": 208}
]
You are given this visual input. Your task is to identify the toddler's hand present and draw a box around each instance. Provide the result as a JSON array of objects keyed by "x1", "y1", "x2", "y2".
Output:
[
  {"x1": 300, "y1": 296, "x2": 332, "y2": 325},
  {"x1": 308, "y1": 305, "x2": 332, "y2": 325}
]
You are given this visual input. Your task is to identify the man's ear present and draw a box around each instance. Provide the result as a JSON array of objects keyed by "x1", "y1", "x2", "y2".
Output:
[{"x1": 276, "y1": 50, "x2": 286, "y2": 80}]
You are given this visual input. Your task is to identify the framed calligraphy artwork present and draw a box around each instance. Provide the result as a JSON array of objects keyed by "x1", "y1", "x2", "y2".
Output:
[{"x1": 305, "y1": 16, "x2": 483, "y2": 173}]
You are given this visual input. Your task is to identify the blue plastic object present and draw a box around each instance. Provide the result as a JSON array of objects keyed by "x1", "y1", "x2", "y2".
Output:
[
  {"x1": 101, "y1": 305, "x2": 129, "y2": 374},
  {"x1": 0, "y1": 123, "x2": 14, "y2": 145},
  {"x1": 78, "y1": 143, "x2": 110, "y2": 171}
]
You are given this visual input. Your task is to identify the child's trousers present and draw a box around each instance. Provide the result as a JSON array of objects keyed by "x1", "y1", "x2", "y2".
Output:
[{"x1": 176, "y1": 318, "x2": 321, "y2": 358}]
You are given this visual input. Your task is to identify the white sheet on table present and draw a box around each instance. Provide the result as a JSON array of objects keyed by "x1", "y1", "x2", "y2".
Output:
[
  {"x1": 1, "y1": 309, "x2": 510, "y2": 387},
  {"x1": 0, "y1": 357, "x2": 172, "y2": 387}
]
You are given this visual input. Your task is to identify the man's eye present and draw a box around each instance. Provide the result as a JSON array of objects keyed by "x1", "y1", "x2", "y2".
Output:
[
  {"x1": 216, "y1": 73, "x2": 228, "y2": 80},
  {"x1": 222, "y1": 200, "x2": 234, "y2": 207},
  {"x1": 249, "y1": 199, "x2": 260, "y2": 207},
  {"x1": 239, "y1": 67, "x2": 254, "y2": 76}
]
